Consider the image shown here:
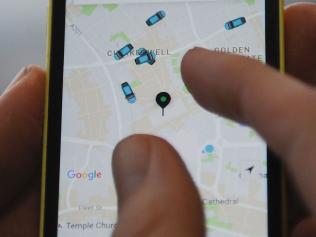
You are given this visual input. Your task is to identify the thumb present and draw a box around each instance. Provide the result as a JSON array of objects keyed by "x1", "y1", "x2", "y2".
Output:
[
  {"x1": 112, "y1": 135, "x2": 205, "y2": 237},
  {"x1": 0, "y1": 65, "x2": 45, "y2": 207}
]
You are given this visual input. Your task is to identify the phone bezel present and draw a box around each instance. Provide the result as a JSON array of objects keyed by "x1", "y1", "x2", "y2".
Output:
[{"x1": 41, "y1": 1, "x2": 284, "y2": 236}]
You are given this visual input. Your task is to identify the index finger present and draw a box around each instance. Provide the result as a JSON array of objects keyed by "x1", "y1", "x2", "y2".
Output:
[
  {"x1": 181, "y1": 48, "x2": 316, "y2": 211},
  {"x1": 181, "y1": 48, "x2": 316, "y2": 159}
]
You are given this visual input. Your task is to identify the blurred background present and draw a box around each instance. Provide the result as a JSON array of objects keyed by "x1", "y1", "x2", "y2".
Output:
[{"x1": 0, "y1": 0, "x2": 315, "y2": 92}]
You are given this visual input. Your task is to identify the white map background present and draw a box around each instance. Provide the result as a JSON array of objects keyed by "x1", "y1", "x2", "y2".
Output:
[{"x1": 58, "y1": 1, "x2": 268, "y2": 237}]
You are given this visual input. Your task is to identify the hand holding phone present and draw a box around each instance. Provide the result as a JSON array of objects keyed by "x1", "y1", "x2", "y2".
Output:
[
  {"x1": 1, "y1": 3, "x2": 316, "y2": 237},
  {"x1": 38, "y1": 1, "x2": 316, "y2": 237}
]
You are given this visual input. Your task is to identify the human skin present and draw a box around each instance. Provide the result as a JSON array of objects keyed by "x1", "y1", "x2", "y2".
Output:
[{"x1": 0, "y1": 3, "x2": 316, "y2": 237}]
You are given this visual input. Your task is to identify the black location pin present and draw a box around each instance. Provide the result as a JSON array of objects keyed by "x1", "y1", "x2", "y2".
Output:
[{"x1": 156, "y1": 92, "x2": 171, "y2": 116}]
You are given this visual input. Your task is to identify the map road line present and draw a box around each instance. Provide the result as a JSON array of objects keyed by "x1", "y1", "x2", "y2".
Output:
[
  {"x1": 206, "y1": 225, "x2": 248, "y2": 237},
  {"x1": 69, "y1": 17, "x2": 124, "y2": 139},
  {"x1": 62, "y1": 136, "x2": 115, "y2": 149}
]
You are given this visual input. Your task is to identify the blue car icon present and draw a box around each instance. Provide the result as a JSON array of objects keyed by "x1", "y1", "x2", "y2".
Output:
[
  {"x1": 114, "y1": 43, "x2": 134, "y2": 61},
  {"x1": 135, "y1": 48, "x2": 156, "y2": 65},
  {"x1": 121, "y1": 82, "x2": 136, "y2": 104},
  {"x1": 146, "y1": 10, "x2": 166, "y2": 26},
  {"x1": 225, "y1": 17, "x2": 246, "y2": 30},
  {"x1": 137, "y1": 48, "x2": 147, "y2": 56}
]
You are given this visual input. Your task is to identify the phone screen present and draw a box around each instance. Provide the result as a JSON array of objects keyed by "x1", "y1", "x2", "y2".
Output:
[{"x1": 59, "y1": 1, "x2": 268, "y2": 236}]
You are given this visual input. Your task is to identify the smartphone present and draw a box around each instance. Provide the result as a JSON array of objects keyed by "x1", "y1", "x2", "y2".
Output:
[{"x1": 41, "y1": 0, "x2": 284, "y2": 236}]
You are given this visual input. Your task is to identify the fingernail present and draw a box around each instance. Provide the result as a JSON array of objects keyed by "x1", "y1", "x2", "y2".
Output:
[
  {"x1": 193, "y1": 46, "x2": 204, "y2": 49},
  {"x1": 12, "y1": 66, "x2": 29, "y2": 83},
  {"x1": 6, "y1": 66, "x2": 29, "y2": 90},
  {"x1": 112, "y1": 135, "x2": 151, "y2": 208},
  {"x1": 187, "y1": 47, "x2": 201, "y2": 53}
]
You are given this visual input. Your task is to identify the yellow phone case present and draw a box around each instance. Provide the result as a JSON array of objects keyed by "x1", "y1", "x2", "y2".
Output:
[
  {"x1": 39, "y1": 0, "x2": 52, "y2": 235},
  {"x1": 39, "y1": 1, "x2": 286, "y2": 236}
]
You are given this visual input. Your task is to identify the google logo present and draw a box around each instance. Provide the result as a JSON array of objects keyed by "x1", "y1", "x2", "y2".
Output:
[{"x1": 67, "y1": 170, "x2": 103, "y2": 181}]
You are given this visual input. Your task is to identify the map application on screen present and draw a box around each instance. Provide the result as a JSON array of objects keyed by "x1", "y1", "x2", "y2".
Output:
[{"x1": 59, "y1": 1, "x2": 268, "y2": 236}]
